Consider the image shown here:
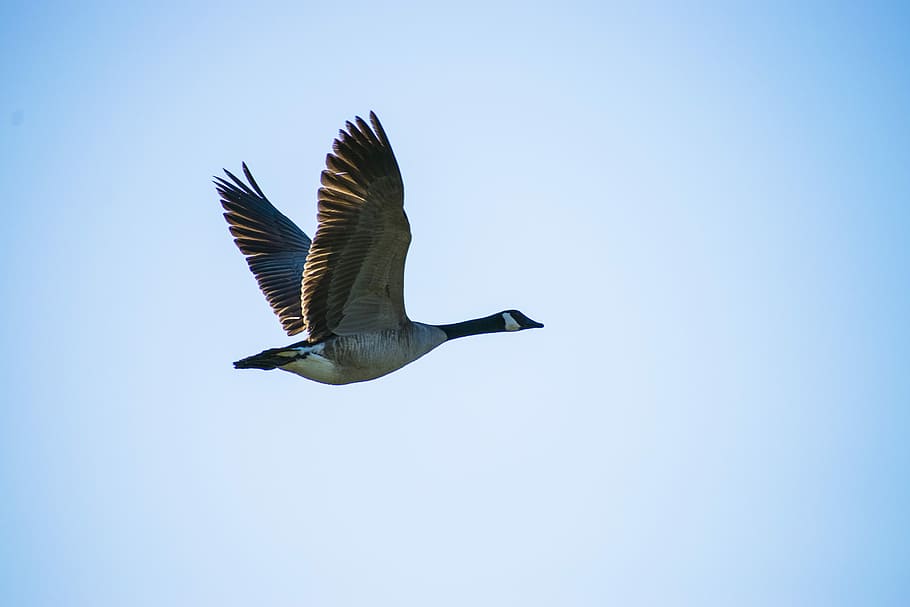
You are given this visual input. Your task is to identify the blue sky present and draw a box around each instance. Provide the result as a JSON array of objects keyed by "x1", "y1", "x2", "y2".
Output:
[{"x1": 2, "y1": 2, "x2": 909, "y2": 605}]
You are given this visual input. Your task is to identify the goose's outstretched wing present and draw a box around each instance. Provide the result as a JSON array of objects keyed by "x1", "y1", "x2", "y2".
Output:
[
  {"x1": 215, "y1": 163, "x2": 311, "y2": 336},
  {"x1": 302, "y1": 112, "x2": 410, "y2": 342}
]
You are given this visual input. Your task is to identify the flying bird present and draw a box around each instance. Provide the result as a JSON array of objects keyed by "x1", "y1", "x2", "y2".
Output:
[{"x1": 215, "y1": 112, "x2": 542, "y2": 385}]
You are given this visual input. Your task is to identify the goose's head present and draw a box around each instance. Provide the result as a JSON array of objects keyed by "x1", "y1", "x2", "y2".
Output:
[{"x1": 500, "y1": 310, "x2": 544, "y2": 332}]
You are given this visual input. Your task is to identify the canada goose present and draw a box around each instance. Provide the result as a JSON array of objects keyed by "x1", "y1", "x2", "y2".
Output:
[{"x1": 215, "y1": 112, "x2": 542, "y2": 385}]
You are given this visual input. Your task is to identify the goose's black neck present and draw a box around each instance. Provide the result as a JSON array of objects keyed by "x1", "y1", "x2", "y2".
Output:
[{"x1": 434, "y1": 313, "x2": 505, "y2": 341}]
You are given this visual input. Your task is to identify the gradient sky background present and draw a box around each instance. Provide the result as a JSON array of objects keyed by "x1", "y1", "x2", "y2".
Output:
[{"x1": 2, "y1": 2, "x2": 909, "y2": 606}]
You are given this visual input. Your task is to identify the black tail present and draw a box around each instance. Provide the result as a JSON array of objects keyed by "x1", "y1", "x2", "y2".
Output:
[{"x1": 234, "y1": 347, "x2": 299, "y2": 370}]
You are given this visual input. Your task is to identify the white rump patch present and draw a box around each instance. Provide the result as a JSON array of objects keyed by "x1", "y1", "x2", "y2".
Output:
[
  {"x1": 290, "y1": 342, "x2": 325, "y2": 356},
  {"x1": 282, "y1": 343, "x2": 338, "y2": 383},
  {"x1": 502, "y1": 312, "x2": 521, "y2": 331}
]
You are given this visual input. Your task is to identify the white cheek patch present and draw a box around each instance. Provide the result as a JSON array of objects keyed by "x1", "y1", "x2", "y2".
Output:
[{"x1": 502, "y1": 312, "x2": 521, "y2": 331}]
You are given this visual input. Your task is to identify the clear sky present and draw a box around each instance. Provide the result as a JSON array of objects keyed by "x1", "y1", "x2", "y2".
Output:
[{"x1": 2, "y1": 2, "x2": 909, "y2": 606}]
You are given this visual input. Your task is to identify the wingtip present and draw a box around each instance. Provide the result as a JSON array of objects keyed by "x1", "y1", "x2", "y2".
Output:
[
  {"x1": 368, "y1": 111, "x2": 388, "y2": 146},
  {"x1": 241, "y1": 162, "x2": 265, "y2": 196}
]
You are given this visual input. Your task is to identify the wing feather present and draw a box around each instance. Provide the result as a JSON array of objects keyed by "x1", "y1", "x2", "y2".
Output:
[
  {"x1": 302, "y1": 112, "x2": 410, "y2": 342},
  {"x1": 215, "y1": 163, "x2": 311, "y2": 335}
]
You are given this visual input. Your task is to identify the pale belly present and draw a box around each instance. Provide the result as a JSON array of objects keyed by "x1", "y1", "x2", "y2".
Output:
[{"x1": 278, "y1": 324, "x2": 447, "y2": 385}]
